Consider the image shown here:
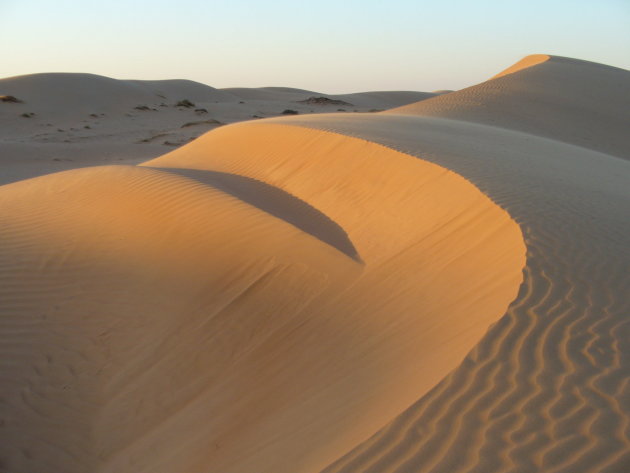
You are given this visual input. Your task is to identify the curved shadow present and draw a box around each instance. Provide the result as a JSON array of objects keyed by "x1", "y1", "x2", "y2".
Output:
[{"x1": 149, "y1": 167, "x2": 361, "y2": 262}]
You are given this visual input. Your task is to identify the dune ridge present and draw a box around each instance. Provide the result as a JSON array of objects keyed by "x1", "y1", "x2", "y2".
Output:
[{"x1": 0, "y1": 122, "x2": 525, "y2": 473}]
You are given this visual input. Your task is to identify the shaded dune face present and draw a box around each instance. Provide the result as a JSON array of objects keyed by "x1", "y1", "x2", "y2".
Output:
[
  {"x1": 148, "y1": 167, "x2": 360, "y2": 260},
  {"x1": 0, "y1": 123, "x2": 525, "y2": 473}
]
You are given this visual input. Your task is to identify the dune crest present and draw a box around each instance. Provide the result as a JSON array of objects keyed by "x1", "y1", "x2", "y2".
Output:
[{"x1": 490, "y1": 53, "x2": 550, "y2": 78}]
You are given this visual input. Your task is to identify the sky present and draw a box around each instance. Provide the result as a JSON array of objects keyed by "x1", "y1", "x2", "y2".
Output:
[{"x1": 1, "y1": 0, "x2": 628, "y2": 93}]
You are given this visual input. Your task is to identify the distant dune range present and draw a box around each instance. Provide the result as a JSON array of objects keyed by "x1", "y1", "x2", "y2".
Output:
[
  {"x1": 0, "y1": 73, "x2": 439, "y2": 185},
  {"x1": 0, "y1": 55, "x2": 628, "y2": 473}
]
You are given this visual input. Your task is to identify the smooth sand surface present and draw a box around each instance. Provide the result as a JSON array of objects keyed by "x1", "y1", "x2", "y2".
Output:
[
  {"x1": 390, "y1": 55, "x2": 630, "y2": 159},
  {"x1": 1, "y1": 55, "x2": 628, "y2": 473}
]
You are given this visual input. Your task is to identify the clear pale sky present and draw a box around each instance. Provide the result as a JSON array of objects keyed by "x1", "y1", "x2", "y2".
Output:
[{"x1": 1, "y1": 0, "x2": 628, "y2": 93}]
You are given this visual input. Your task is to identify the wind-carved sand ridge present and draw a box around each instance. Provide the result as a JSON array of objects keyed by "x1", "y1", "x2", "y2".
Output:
[
  {"x1": 0, "y1": 122, "x2": 524, "y2": 472},
  {"x1": 0, "y1": 54, "x2": 628, "y2": 473}
]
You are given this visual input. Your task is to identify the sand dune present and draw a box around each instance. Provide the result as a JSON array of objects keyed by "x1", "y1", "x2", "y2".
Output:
[
  {"x1": 129, "y1": 79, "x2": 238, "y2": 103},
  {"x1": 333, "y1": 91, "x2": 438, "y2": 109},
  {"x1": 221, "y1": 86, "x2": 320, "y2": 101},
  {"x1": 0, "y1": 74, "x2": 436, "y2": 186},
  {"x1": 221, "y1": 86, "x2": 437, "y2": 109},
  {"x1": 276, "y1": 56, "x2": 630, "y2": 472},
  {"x1": 389, "y1": 55, "x2": 630, "y2": 159},
  {"x1": 0, "y1": 123, "x2": 524, "y2": 473},
  {"x1": 279, "y1": 112, "x2": 630, "y2": 473},
  {"x1": 0, "y1": 55, "x2": 628, "y2": 473},
  {"x1": 0, "y1": 73, "x2": 237, "y2": 108}
]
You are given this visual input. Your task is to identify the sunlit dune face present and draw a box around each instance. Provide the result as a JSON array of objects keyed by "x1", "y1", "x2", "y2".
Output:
[{"x1": 0, "y1": 122, "x2": 525, "y2": 473}]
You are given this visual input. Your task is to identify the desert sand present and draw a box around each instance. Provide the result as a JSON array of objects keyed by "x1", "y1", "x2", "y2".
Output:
[
  {"x1": 0, "y1": 55, "x2": 628, "y2": 473},
  {"x1": 0, "y1": 74, "x2": 437, "y2": 185}
]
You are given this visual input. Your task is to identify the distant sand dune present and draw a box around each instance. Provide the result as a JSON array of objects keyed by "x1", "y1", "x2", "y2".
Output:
[
  {"x1": 0, "y1": 73, "x2": 437, "y2": 188},
  {"x1": 220, "y1": 87, "x2": 436, "y2": 109},
  {"x1": 388, "y1": 55, "x2": 630, "y2": 159}
]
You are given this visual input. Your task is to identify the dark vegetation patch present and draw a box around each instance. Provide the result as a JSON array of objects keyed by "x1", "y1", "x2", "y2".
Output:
[
  {"x1": 297, "y1": 96, "x2": 353, "y2": 106},
  {"x1": 181, "y1": 119, "x2": 223, "y2": 128},
  {"x1": 176, "y1": 99, "x2": 195, "y2": 108},
  {"x1": 1, "y1": 95, "x2": 23, "y2": 103},
  {"x1": 138, "y1": 133, "x2": 168, "y2": 143}
]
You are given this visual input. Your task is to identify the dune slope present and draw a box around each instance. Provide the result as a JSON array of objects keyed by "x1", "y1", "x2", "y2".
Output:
[
  {"x1": 388, "y1": 55, "x2": 630, "y2": 159},
  {"x1": 277, "y1": 90, "x2": 630, "y2": 472},
  {"x1": 0, "y1": 123, "x2": 524, "y2": 473}
]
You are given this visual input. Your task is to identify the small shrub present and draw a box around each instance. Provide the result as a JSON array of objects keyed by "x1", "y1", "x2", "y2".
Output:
[
  {"x1": 176, "y1": 99, "x2": 195, "y2": 108},
  {"x1": 1, "y1": 95, "x2": 23, "y2": 103}
]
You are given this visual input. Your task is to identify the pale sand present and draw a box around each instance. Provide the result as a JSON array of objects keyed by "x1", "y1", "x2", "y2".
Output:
[
  {"x1": 0, "y1": 73, "x2": 437, "y2": 186},
  {"x1": 388, "y1": 55, "x2": 630, "y2": 159},
  {"x1": 0, "y1": 55, "x2": 628, "y2": 473}
]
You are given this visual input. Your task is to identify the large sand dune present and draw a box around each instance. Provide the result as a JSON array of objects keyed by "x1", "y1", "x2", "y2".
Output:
[
  {"x1": 389, "y1": 55, "x2": 630, "y2": 159},
  {"x1": 1, "y1": 55, "x2": 628, "y2": 473}
]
